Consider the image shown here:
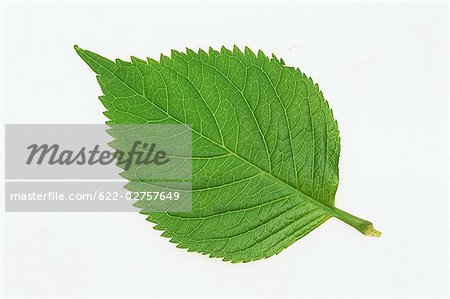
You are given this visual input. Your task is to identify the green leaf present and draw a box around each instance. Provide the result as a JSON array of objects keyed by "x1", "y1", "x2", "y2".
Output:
[{"x1": 75, "y1": 45, "x2": 381, "y2": 263}]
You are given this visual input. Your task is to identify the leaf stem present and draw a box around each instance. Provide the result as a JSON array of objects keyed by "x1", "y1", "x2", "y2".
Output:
[{"x1": 332, "y1": 208, "x2": 381, "y2": 237}]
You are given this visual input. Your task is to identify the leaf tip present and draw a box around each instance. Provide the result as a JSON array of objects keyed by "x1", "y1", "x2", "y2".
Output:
[{"x1": 74, "y1": 44, "x2": 84, "y2": 56}]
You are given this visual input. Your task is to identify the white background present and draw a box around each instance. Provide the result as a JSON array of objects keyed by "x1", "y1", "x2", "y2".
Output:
[{"x1": 0, "y1": 1, "x2": 448, "y2": 298}]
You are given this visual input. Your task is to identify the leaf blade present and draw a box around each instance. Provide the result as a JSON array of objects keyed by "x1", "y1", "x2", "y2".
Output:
[{"x1": 76, "y1": 45, "x2": 380, "y2": 263}]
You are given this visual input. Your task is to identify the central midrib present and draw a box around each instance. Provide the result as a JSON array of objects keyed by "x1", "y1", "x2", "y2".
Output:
[{"x1": 82, "y1": 51, "x2": 340, "y2": 219}]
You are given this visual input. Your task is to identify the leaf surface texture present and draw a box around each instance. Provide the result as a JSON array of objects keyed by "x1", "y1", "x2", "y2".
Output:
[{"x1": 76, "y1": 46, "x2": 380, "y2": 263}]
